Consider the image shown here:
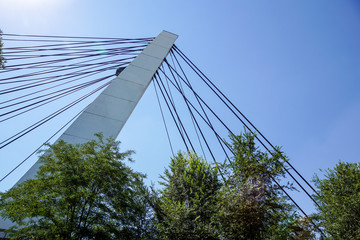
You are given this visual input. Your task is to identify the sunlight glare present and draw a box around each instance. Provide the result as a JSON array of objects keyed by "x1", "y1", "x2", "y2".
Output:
[{"x1": 2, "y1": 0, "x2": 64, "y2": 11}]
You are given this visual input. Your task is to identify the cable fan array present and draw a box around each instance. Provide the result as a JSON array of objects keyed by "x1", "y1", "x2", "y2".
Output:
[
  {"x1": 152, "y1": 45, "x2": 326, "y2": 237},
  {"x1": 0, "y1": 33, "x2": 153, "y2": 181}
]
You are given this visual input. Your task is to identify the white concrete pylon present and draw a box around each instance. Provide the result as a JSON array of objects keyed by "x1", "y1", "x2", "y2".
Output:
[
  {"x1": 16, "y1": 30, "x2": 178, "y2": 184},
  {"x1": 0, "y1": 30, "x2": 178, "y2": 234}
]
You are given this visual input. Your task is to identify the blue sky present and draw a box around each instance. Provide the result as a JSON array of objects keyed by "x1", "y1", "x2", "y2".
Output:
[{"x1": 0, "y1": 0, "x2": 359, "y2": 214}]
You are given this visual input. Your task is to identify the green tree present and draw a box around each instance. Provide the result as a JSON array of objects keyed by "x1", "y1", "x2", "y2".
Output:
[
  {"x1": 0, "y1": 29, "x2": 5, "y2": 69},
  {"x1": 313, "y1": 161, "x2": 360, "y2": 239},
  {"x1": 218, "y1": 131, "x2": 315, "y2": 239},
  {"x1": 156, "y1": 152, "x2": 221, "y2": 240},
  {"x1": 0, "y1": 134, "x2": 155, "y2": 239}
]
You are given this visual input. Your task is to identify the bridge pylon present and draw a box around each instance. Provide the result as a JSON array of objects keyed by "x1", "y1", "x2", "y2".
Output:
[{"x1": 0, "y1": 30, "x2": 178, "y2": 236}]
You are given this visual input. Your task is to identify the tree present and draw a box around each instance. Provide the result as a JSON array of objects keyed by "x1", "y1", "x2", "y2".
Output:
[
  {"x1": 153, "y1": 132, "x2": 315, "y2": 239},
  {"x1": 0, "y1": 134, "x2": 155, "y2": 239},
  {"x1": 0, "y1": 29, "x2": 5, "y2": 69},
  {"x1": 218, "y1": 131, "x2": 315, "y2": 239},
  {"x1": 156, "y1": 152, "x2": 221, "y2": 240},
  {"x1": 313, "y1": 161, "x2": 360, "y2": 239}
]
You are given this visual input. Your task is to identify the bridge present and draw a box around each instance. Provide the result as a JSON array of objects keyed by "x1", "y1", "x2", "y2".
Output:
[{"x1": 0, "y1": 31, "x2": 323, "y2": 237}]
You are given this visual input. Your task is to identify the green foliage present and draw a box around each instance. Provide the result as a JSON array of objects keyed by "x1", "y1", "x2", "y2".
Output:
[
  {"x1": 218, "y1": 131, "x2": 315, "y2": 240},
  {"x1": 313, "y1": 161, "x2": 360, "y2": 239},
  {"x1": 0, "y1": 130, "x2": 320, "y2": 239},
  {"x1": 152, "y1": 131, "x2": 316, "y2": 239},
  {"x1": 0, "y1": 133, "x2": 155, "y2": 239},
  {"x1": 0, "y1": 29, "x2": 5, "y2": 69},
  {"x1": 156, "y1": 152, "x2": 221, "y2": 240}
]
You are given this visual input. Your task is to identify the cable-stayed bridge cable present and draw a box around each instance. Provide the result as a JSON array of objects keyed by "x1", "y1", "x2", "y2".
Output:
[
  {"x1": 159, "y1": 47, "x2": 326, "y2": 237},
  {"x1": 173, "y1": 45, "x2": 320, "y2": 198},
  {"x1": 0, "y1": 78, "x2": 112, "y2": 150}
]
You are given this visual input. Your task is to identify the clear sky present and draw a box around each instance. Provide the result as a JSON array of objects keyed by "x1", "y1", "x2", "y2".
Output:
[{"x1": 0, "y1": 0, "x2": 360, "y2": 215}]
